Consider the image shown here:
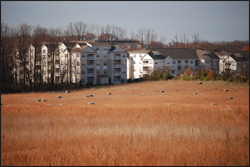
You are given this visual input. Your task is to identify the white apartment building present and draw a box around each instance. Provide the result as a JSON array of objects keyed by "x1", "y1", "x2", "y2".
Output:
[
  {"x1": 127, "y1": 49, "x2": 151, "y2": 79},
  {"x1": 218, "y1": 52, "x2": 249, "y2": 74},
  {"x1": 127, "y1": 48, "x2": 200, "y2": 78}
]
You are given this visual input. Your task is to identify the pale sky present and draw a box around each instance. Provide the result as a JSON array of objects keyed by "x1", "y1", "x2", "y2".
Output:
[{"x1": 1, "y1": 1, "x2": 249, "y2": 43}]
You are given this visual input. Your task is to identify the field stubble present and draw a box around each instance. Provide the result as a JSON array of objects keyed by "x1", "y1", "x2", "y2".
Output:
[{"x1": 1, "y1": 80, "x2": 249, "y2": 166}]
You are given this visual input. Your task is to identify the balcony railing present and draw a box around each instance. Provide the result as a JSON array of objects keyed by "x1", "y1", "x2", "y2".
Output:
[
  {"x1": 114, "y1": 64, "x2": 121, "y2": 68},
  {"x1": 55, "y1": 56, "x2": 60, "y2": 60},
  {"x1": 178, "y1": 63, "x2": 181, "y2": 66},
  {"x1": 55, "y1": 72, "x2": 60, "y2": 76},
  {"x1": 87, "y1": 73, "x2": 94, "y2": 77},
  {"x1": 143, "y1": 63, "x2": 149, "y2": 66},
  {"x1": 55, "y1": 64, "x2": 60, "y2": 68},
  {"x1": 87, "y1": 56, "x2": 94, "y2": 60},
  {"x1": 114, "y1": 81, "x2": 121, "y2": 84},
  {"x1": 143, "y1": 71, "x2": 149, "y2": 74},
  {"x1": 87, "y1": 65, "x2": 94, "y2": 68},
  {"x1": 114, "y1": 73, "x2": 121, "y2": 76},
  {"x1": 114, "y1": 56, "x2": 121, "y2": 60},
  {"x1": 47, "y1": 58, "x2": 52, "y2": 61}
]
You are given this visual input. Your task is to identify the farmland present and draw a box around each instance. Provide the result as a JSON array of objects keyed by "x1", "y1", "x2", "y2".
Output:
[{"x1": 1, "y1": 80, "x2": 249, "y2": 166}]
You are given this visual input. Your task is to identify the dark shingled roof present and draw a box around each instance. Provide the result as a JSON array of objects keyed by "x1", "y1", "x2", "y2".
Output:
[
  {"x1": 148, "y1": 51, "x2": 167, "y2": 60},
  {"x1": 204, "y1": 51, "x2": 220, "y2": 59},
  {"x1": 150, "y1": 48, "x2": 199, "y2": 60},
  {"x1": 88, "y1": 42, "x2": 111, "y2": 46}
]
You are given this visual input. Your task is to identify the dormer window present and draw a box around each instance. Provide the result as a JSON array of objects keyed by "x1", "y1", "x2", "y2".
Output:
[{"x1": 96, "y1": 47, "x2": 99, "y2": 50}]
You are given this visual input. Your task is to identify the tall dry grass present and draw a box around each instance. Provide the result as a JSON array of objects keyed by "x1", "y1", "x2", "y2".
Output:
[{"x1": 1, "y1": 80, "x2": 249, "y2": 166}]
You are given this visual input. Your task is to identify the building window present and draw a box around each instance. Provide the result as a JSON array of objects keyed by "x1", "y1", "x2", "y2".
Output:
[
  {"x1": 104, "y1": 55, "x2": 107, "y2": 58},
  {"x1": 173, "y1": 61, "x2": 176, "y2": 64},
  {"x1": 190, "y1": 60, "x2": 194, "y2": 64},
  {"x1": 96, "y1": 62, "x2": 100, "y2": 66},
  {"x1": 81, "y1": 70, "x2": 86, "y2": 74},
  {"x1": 104, "y1": 61, "x2": 107, "y2": 66},
  {"x1": 30, "y1": 49, "x2": 33, "y2": 54},
  {"x1": 104, "y1": 70, "x2": 107, "y2": 74},
  {"x1": 167, "y1": 62, "x2": 170, "y2": 64},
  {"x1": 122, "y1": 54, "x2": 126, "y2": 58},
  {"x1": 161, "y1": 61, "x2": 163, "y2": 63},
  {"x1": 143, "y1": 61, "x2": 149, "y2": 64},
  {"x1": 96, "y1": 70, "x2": 99, "y2": 74},
  {"x1": 76, "y1": 70, "x2": 80, "y2": 74},
  {"x1": 103, "y1": 48, "x2": 107, "y2": 50},
  {"x1": 96, "y1": 54, "x2": 99, "y2": 58},
  {"x1": 61, "y1": 61, "x2": 64, "y2": 66},
  {"x1": 96, "y1": 47, "x2": 99, "y2": 50},
  {"x1": 77, "y1": 62, "x2": 80, "y2": 66},
  {"x1": 185, "y1": 60, "x2": 188, "y2": 64},
  {"x1": 76, "y1": 54, "x2": 80, "y2": 58},
  {"x1": 43, "y1": 49, "x2": 46, "y2": 53},
  {"x1": 155, "y1": 62, "x2": 158, "y2": 64},
  {"x1": 81, "y1": 53, "x2": 86, "y2": 58},
  {"x1": 206, "y1": 60, "x2": 209, "y2": 64},
  {"x1": 122, "y1": 61, "x2": 126, "y2": 65}
]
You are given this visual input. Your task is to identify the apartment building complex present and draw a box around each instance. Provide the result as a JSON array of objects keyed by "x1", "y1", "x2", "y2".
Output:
[{"x1": 15, "y1": 41, "x2": 128, "y2": 85}]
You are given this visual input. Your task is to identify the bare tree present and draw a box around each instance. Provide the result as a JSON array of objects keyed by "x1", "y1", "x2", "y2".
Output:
[
  {"x1": 192, "y1": 32, "x2": 200, "y2": 50},
  {"x1": 172, "y1": 33, "x2": 179, "y2": 48},
  {"x1": 15, "y1": 23, "x2": 33, "y2": 91},
  {"x1": 105, "y1": 24, "x2": 111, "y2": 41},
  {"x1": 88, "y1": 23, "x2": 96, "y2": 41},
  {"x1": 136, "y1": 28, "x2": 146, "y2": 48},
  {"x1": 159, "y1": 35, "x2": 167, "y2": 48},
  {"x1": 1, "y1": 23, "x2": 17, "y2": 86},
  {"x1": 95, "y1": 25, "x2": 101, "y2": 41},
  {"x1": 182, "y1": 33, "x2": 187, "y2": 48},
  {"x1": 66, "y1": 22, "x2": 75, "y2": 36},
  {"x1": 74, "y1": 21, "x2": 88, "y2": 41}
]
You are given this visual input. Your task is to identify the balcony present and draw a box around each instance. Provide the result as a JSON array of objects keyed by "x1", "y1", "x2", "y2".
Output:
[
  {"x1": 55, "y1": 64, "x2": 60, "y2": 68},
  {"x1": 55, "y1": 56, "x2": 60, "y2": 60},
  {"x1": 114, "y1": 73, "x2": 121, "y2": 76},
  {"x1": 143, "y1": 63, "x2": 149, "y2": 66},
  {"x1": 87, "y1": 56, "x2": 94, "y2": 60},
  {"x1": 114, "y1": 81, "x2": 121, "y2": 84},
  {"x1": 143, "y1": 71, "x2": 149, "y2": 74},
  {"x1": 114, "y1": 64, "x2": 121, "y2": 68},
  {"x1": 87, "y1": 65, "x2": 94, "y2": 68},
  {"x1": 47, "y1": 57, "x2": 52, "y2": 61},
  {"x1": 87, "y1": 73, "x2": 94, "y2": 77},
  {"x1": 55, "y1": 72, "x2": 60, "y2": 76},
  {"x1": 114, "y1": 56, "x2": 121, "y2": 60}
]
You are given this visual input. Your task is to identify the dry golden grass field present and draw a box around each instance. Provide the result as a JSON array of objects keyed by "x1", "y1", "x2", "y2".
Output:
[{"x1": 1, "y1": 80, "x2": 249, "y2": 166}]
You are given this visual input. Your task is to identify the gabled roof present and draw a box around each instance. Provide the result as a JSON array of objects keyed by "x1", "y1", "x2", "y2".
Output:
[
  {"x1": 150, "y1": 48, "x2": 199, "y2": 60},
  {"x1": 71, "y1": 46, "x2": 88, "y2": 52},
  {"x1": 71, "y1": 45, "x2": 96, "y2": 53},
  {"x1": 196, "y1": 50, "x2": 207, "y2": 60}
]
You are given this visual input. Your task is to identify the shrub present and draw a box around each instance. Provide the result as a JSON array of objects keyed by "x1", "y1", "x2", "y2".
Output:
[{"x1": 203, "y1": 77, "x2": 208, "y2": 81}]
